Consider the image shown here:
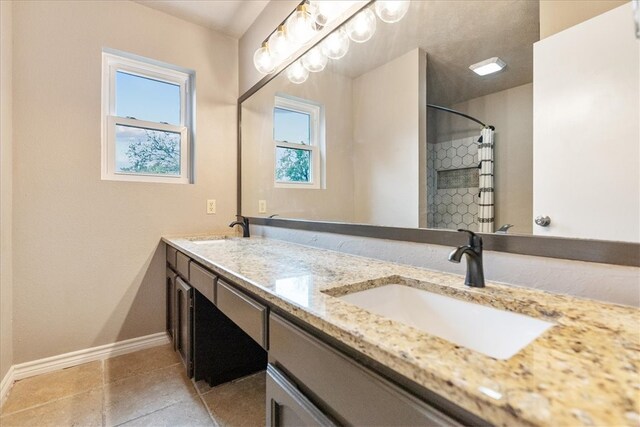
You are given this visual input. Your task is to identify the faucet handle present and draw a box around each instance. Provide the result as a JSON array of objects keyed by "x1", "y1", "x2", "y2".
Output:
[{"x1": 457, "y1": 229, "x2": 482, "y2": 248}]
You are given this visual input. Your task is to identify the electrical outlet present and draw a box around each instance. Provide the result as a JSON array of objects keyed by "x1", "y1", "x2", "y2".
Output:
[
  {"x1": 207, "y1": 199, "x2": 216, "y2": 214},
  {"x1": 258, "y1": 200, "x2": 267, "y2": 214}
]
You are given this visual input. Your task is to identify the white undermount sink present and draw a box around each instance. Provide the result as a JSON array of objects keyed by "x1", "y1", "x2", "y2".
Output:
[{"x1": 338, "y1": 284, "x2": 553, "y2": 360}]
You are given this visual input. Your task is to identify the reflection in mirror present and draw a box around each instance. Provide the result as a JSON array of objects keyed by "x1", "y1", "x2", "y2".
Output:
[{"x1": 242, "y1": 1, "x2": 639, "y2": 243}]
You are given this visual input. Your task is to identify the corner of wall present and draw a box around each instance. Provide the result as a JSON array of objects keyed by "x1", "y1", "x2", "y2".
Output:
[{"x1": 0, "y1": 0, "x2": 14, "y2": 383}]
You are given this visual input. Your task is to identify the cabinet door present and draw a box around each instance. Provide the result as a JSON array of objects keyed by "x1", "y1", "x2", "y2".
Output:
[
  {"x1": 176, "y1": 277, "x2": 193, "y2": 377},
  {"x1": 270, "y1": 314, "x2": 462, "y2": 426},
  {"x1": 266, "y1": 365, "x2": 335, "y2": 427},
  {"x1": 166, "y1": 268, "x2": 177, "y2": 350}
]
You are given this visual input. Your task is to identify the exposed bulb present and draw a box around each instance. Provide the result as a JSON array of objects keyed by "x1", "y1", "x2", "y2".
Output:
[
  {"x1": 310, "y1": 1, "x2": 343, "y2": 26},
  {"x1": 253, "y1": 43, "x2": 275, "y2": 74},
  {"x1": 287, "y1": 60, "x2": 310, "y2": 84},
  {"x1": 268, "y1": 26, "x2": 295, "y2": 62},
  {"x1": 287, "y1": 5, "x2": 317, "y2": 46},
  {"x1": 346, "y1": 8, "x2": 376, "y2": 43},
  {"x1": 321, "y1": 27, "x2": 350, "y2": 59},
  {"x1": 302, "y1": 47, "x2": 328, "y2": 72},
  {"x1": 374, "y1": 0, "x2": 410, "y2": 23}
]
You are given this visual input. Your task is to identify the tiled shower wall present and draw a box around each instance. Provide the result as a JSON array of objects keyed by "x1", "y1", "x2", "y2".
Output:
[{"x1": 427, "y1": 136, "x2": 480, "y2": 231}]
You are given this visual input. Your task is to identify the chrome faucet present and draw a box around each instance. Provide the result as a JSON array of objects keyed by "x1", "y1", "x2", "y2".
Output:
[
  {"x1": 448, "y1": 229, "x2": 485, "y2": 288},
  {"x1": 495, "y1": 224, "x2": 514, "y2": 234},
  {"x1": 229, "y1": 215, "x2": 250, "y2": 238}
]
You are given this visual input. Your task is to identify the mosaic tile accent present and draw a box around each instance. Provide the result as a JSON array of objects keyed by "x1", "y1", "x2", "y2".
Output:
[
  {"x1": 437, "y1": 168, "x2": 479, "y2": 189},
  {"x1": 427, "y1": 136, "x2": 480, "y2": 230}
]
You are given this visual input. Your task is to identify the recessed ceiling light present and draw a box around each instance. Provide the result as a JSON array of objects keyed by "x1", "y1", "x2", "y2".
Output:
[{"x1": 469, "y1": 57, "x2": 506, "y2": 76}]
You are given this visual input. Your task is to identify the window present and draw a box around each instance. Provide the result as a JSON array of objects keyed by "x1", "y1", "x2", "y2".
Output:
[
  {"x1": 102, "y1": 50, "x2": 194, "y2": 183},
  {"x1": 273, "y1": 95, "x2": 324, "y2": 189}
]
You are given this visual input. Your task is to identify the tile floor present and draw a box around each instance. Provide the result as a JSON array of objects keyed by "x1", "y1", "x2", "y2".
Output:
[{"x1": 0, "y1": 344, "x2": 266, "y2": 426}]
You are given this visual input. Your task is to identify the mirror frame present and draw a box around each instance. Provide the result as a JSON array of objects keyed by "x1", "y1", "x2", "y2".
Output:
[{"x1": 237, "y1": 1, "x2": 640, "y2": 268}]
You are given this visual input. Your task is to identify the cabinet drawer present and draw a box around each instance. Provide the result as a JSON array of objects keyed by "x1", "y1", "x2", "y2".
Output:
[
  {"x1": 266, "y1": 365, "x2": 336, "y2": 427},
  {"x1": 190, "y1": 262, "x2": 216, "y2": 304},
  {"x1": 217, "y1": 279, "x2": 267, "y2": 349},
  {"x1": 166, "y1": 245, "x2": 177, "y2": 269},
  {"x1": 269, "y1": 314, "x2": 460, "y2": 427},
  {"x1": 176, "y1": 251, "x2": 190, "y2": 280}
]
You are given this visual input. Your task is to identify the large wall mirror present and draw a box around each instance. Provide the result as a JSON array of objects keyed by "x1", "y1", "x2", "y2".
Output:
[{"x1": 240, "y1": 0, "x2": 640, "y2": 262}]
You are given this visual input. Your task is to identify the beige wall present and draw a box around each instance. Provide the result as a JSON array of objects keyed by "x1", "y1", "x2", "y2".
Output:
[
  {"x1": 238, "y1": 0, "x2": 299, "y2": 95},
  {"x1": 1, "y1": 0, "x2": 14, "y2": 381},
  {"x1": 534, "y1": 3, "x2": 639, "y2": 242},
  {"x1": 241, "y1": 69, "x2": 356, "y2": 222},
  {"x1": 11, "y1": 1, "x2": 237, "y2": 364},
  {"x1": 539, "y1": 0, "x2": 628, "y2": 38},
  {"x1": 353, "y1": 49, "x2": 427, "y2": 228},
  {"x1": 434, "y1": 83, "x2": 534, "y2": 233}
]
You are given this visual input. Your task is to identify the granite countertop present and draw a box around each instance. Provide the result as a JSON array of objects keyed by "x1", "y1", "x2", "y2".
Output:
[{"x1": 162, "y1": 235, "x2": 640, "y2": 427}]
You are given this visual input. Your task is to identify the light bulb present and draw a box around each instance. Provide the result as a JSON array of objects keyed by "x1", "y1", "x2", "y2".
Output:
[
  {"x1": 346, "y1": 8, "x2": 376, "y2": 43},
  {"x1": 287, "y1": 60, "x2": 310, "y2": 84},
  {"x1": 302, "y1": 47, "x2": 328, "y2": 72},
  {"x1": 268, "y1": 25, "x2": 294, "y2": 62},
  {"x1": 374, "y1": 1, "x2": 410, "y2": 23},
  {"x1": 253, "y1": 42, "x2": 275, "y2": 74},
  {"x1": 321, "y1": 27, "x2": 350, "y2": 59},
  {"x1": 287, "y1": 5, "x2": 317, "y2": 46},
  {"x1": 310, "y1": 1, "x2": 342, "y2": 26}
]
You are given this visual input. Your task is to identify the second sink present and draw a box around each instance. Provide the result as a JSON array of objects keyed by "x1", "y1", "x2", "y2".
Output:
[{"x1": 336, "y1": 283, "x2": 554, "y2": 360}]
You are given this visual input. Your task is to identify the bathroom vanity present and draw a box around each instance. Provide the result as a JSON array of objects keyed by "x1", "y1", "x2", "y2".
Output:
[{"x1": 162, "y1": 235, "x2": 639, "y2": 427}]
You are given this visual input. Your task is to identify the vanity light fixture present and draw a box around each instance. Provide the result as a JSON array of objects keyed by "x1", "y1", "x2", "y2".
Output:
[
  {"x1": 469, "y1": 57, "x2": 507, "y2": 76},
  {"x1": 287, "y1": 60, "x2": 310, "y2": 84},
  {"x1": 253, "y1": 0, "x2": 410, "y2": 84},
  {"x1": 374, "y1": 0, "x2": 410, "y2": 23},
  {"x1": 253, "y1": 42, "x2": 276, "y2": 74},
  {"x1": 346, "y1": 8, "x2": 377, "y2": 43},
  {"x1": 268, "y1": 25, "x2": 295, "y2": 62},
  {"x1": 302, "y1": 46, "x2": 329, "y2": 72},
  {"x1": 321, "y1": 27, "x2": 350, "y2": 59},
  {"x1": 311, "y1": 0, "x2": 353, "y2": 26},
  {"x1": 287, "y1": 4, "x2": 318, "y2": 46}
]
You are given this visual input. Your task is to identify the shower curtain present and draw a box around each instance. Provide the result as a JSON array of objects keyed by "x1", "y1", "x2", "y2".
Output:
[{"x1": 478, "y1": 127, "x2": 494, "y2": 233}]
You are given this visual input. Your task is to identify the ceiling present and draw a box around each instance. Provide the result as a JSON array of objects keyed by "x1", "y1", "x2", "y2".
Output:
[
  {"x1": 328, "y1": 0, "x2": 540, "y2": 106},
  {"x1": 133, "y1": 0, "x2": 269, "y2": 38}
]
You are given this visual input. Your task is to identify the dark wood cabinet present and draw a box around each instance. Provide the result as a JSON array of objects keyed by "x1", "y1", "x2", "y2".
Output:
[
  {"x1": 266, "y1": 365, "x2": 335, "y2": 427},
  {"x1": 217, "y1": 279, "x2": 267, "y2": 349},
  {"x1": 166, "y1": 245, "x2": 266, "y2": 384},
  {"x1": 175, "y1": 276, "x2": 193, "y2": 377},
  {"x1": 165, "y1": 267, "x2": 177, "y2": 350},
  {"x1": 269, "y1": 314, "x2": 462, "y2": 427}
]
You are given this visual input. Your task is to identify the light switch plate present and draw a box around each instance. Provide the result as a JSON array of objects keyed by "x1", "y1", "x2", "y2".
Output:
[
  {"x1": 207, "y1": 199, "x2": 216, "y2": 214},
  {"x1": 258, "y1": 200, "x2": 267, "y2": 214}
]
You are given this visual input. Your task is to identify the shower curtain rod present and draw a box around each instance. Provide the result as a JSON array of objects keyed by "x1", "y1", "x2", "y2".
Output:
[{"x1": 427, "y1": 104, "x2": 494, "y2": 130}]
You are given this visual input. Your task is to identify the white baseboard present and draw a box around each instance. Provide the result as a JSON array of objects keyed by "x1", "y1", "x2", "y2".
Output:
[
  {"x1": 0, "y1": 365, "x2": 15, "y2": 408},
  {"x1": 0, "y1": 332, "x2": 169, "y2": 407}
]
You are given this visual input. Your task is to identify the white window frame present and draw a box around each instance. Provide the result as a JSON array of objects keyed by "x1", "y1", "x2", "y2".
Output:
[
  {"x1": 273, "y1": 95, "x2": 324, "y2": 189},
  {"x1": 101, "y1": 50, "x2": 194, "y2": 184}
]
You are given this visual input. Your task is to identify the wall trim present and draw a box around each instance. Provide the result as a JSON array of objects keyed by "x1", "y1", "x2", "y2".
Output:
[
  {"x1": 248, "y1": 217, "x2": 640, "y2": 267},
  {"x1": 0, "y1": 332, "x2": 169, "y2": 407},
  {"x1": 0, "y1": 365, "x2": 15, "y2": 408}
]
